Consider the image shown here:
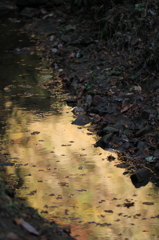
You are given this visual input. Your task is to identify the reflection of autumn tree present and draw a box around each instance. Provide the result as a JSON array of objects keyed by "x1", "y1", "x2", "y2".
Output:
[{"x1": 5, "y1": 105, "x2": 159, "y2": 240}]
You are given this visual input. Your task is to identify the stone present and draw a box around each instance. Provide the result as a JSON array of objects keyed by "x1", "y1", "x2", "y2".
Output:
[
  {"x1": 25, "y1": 18, "x2": 58, "y2": 35},
  {"x1": 72, "y1": 107, "x2": 84, "y2": 114},
  {"x1": 60, "y1": 35, "x2": 71, "y2": 43},
  {"x1": 86, "y1": 95, "x2": 92, "y2": 106},
  {"x1": 94, "y1": 102, "x2": 108, "y2": 114},
  {"x1": 136, "y1": 126, "x2": 151, "y2": 137},
  {"x1": 20, "y1": 7, "x2": 39, "y2": 18},
  {"x1": 102, "y1": 126, "x2": 119, "y2": 133},
  {"x1": 92, "y1": 95, "x2": 105, "y2": 106},
  {"x1": 94, "y1": 133, "x2": 113, "y2": 149},
  {"x1": 137, "y1": 140, "x2": 146, "y2": 149},
  {"x1": 130, "y1": 168, "x2": 151, "y2": 188},
  {"x1": 72, "y1": 114, "x2": 91, "y2": 126}
]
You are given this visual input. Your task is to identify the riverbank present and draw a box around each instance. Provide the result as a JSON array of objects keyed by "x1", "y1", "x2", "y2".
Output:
[{"x1": 21, "y1": 1, "x2": 159, "y2": 178}]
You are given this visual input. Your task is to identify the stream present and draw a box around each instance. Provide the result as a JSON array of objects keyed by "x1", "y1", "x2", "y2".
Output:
[{"x1": 1, "y1": 6, "x2": 159, "y2": 240}]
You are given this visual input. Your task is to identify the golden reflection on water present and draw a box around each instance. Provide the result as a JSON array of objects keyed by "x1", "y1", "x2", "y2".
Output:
[{"x1": 4, "y1": 104, "x2": 159, "y2": 240}]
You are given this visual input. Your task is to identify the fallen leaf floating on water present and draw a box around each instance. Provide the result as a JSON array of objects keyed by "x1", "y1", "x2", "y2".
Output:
[
  {"x1": 14, "y1": 218, "x2": 40, "y2": 235},
  {"x1": 142, "y1": 202, "x2": 154, "y2": 205},
  {"x1": 31, "y1": 131, "x2": 40, "y2": 135}
]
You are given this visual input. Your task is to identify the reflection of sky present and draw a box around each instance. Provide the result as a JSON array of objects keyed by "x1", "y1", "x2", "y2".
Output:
[{"x1": 4, "y1": 105, "x2": 159, "y2": 240}]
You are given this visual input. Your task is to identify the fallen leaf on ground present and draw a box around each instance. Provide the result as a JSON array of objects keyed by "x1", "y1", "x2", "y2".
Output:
[{"x1": 14, "y1": 218, "x2": 40, "y2": 235}]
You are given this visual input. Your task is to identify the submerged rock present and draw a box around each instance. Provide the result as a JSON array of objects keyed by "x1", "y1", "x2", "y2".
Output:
[
  {"x1": 94, "y1": 133, "x2": 113, "y2": 149},
  {"x1": 72, "y1": 114, "x2": 91, "y2": 126}
]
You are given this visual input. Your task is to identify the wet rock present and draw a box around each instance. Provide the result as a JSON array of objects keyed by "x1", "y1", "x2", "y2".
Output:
[
  {"x1": 72, "y1": 107, "x2": 84, "y2": 114},
  {"x1": 50, "y1": 35, "x2": 55, "y2": 41},
  {"x1": 102, "y1": 126, "x2": 119, "y2": 133},
  {"x1": 94, "y1": 75, "x2": 107, "y2": 87},
  {"x1": 94, "y1": 102, "x2": 108, "y2": 114},
  {"x1": 51, "y1": 48, "x2": 58, "y2": 53},
  {"x1": 66, "y1": 96, "x2": 77, "y2": 103},
  {"x1": 137, "y1": 140, "x2": 146, "y2": 149},
  {"x1": 130, "y1": 168, "x2": 151, "y2": 188},
  {"x1": 60, "y1": 35, "x2": 71, "y2": 43},
  {"x1": 94, "y1": 133, "x2": 113, "y2": 148},
  {"x1": 92, "y1": 95, "x2": 105, "y2": 106},
  {"x1": 113, "y1": 122, "x2": 125, "y2": 132},
  {"x1": 69, "y1": 79, "x2": 79, "y2": 91},
  {"x1": 141, "y1": 109, "x2": 156, "y2": 120},
  {"x1": 122, "y1": 142, "x2": 131, "y2": 149},
  {"x1": 116, "y1": 163, "x2": 130, "y2": 169},
  {"x1": 72, "y1": 114, "x2": 91, "y2": 125},
  {"x1": 76, "y1": 51, "x2": 83, "y2": 58},
  {"x1": 20, "y1": 7, "x2": 39, "y2": 18},
  {"x1": 135, "y1": 126, "x2": 151, "y2": 137},
  {"x1": 65, "y1": 25, "x2": 76, "y2": 32},
  {"x1": 25, "y1": 18, "x2": 58, "y2": 35},
  {"x1": 86, "y1": 95, "x2": 92, "y2": 106}
]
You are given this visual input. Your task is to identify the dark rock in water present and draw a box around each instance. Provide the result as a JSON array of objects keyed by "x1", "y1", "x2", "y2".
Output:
[
  {"x1": 72, "y1": 114, "x2": 91, "y2": 126},
  {"x1": 94, "y1": 133, "x2": 113, "y2": 149},
  {"x1": 130, "y1": 168, "x2": 151, "y2": 188}
]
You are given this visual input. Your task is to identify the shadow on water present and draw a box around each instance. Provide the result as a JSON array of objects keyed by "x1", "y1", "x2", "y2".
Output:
[{"x1": 1, "y1": 5, "x2": 159, "y2": 240}]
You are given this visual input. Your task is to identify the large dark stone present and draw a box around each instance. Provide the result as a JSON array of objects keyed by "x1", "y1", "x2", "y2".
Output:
[
  {"x1": 130, "y1": 168, "x2": 151, "y2": 188},
  {"x1": 72, "y1": 114, "x2": 91, "y2": 126}
]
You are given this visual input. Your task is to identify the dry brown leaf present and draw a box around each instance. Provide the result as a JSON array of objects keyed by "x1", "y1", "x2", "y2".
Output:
[
  {"x1": 14, "y1": 218, "x2": 22, "y2": 225},
  {"x1": 121, "y1": 104, "x2": 133, "y2": 113}
]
